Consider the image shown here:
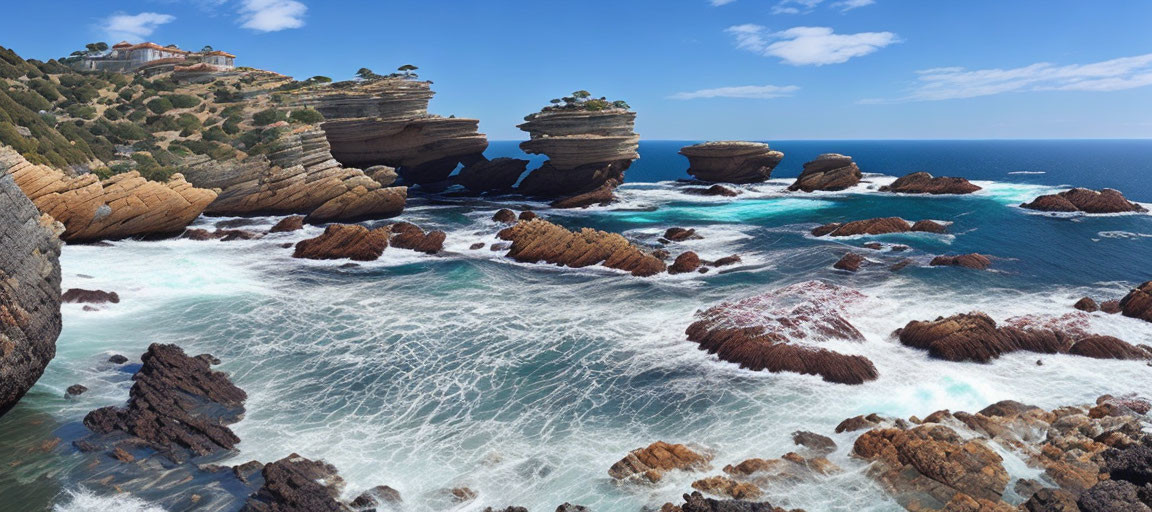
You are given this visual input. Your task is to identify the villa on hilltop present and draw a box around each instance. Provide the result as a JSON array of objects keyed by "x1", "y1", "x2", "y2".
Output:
[{"x1": 77, "y1": 41, "x2": 236, "y2": 74}]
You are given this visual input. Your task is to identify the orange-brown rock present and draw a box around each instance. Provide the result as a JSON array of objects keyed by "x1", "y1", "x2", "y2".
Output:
[
  {"x1": 1119, "y1": 281, "x2": 1152, "y2": 323},
  {"x1": 457, "y1": 157, "x2": 528, "y2": 192},
  {"x1": 834, "y1": 252, "x2": 864, "y2": 272},
  {"x1": 1021, "y1": 188, "x2": 1147, "y2": 214},
  {"x1": 679, "y1": 141, "x2": 784, "y2": 183},
  {"x1": 930, "y1": 254, "x2": 992, "y2": 270},
  {"x1": 670, "y1": 252, "x2": 702, "y2": 274},
  {"x1": 684, "y1": 281, "x2": 878, "y2": 384},
  {"x1": 880, "y1": 172, "x2": 982, "y2": 195},
  {"x1": 269, "y1": 216, "x2": 305, "y2": 233},
  {"x1": 388, "y1": 222, "x2": 445, "y2": 254},
  {"x1": 789, "y1": 154, "x2": 862, "y2": 192},
  {"x1": 292, "y1": 224, "x2": 390, "y2": 261},
  {"x1": 1073, "y1": 297, "x2": 1099, "y2": 312},
  {"x1": 812, "y1": 217, "x2": 946, "y2": 237},
  {"x1": 608, "y1": 441, "x2": 711, "y2": 483},
  {"x1": 492, "y1": 209, "x2": 517, "y2": 223},
  {"x1": 516, "y1": 109, "x2": 639, "y2": 206},
  {"x1": 691, "y1": 476, "x2": 762, "y2": 499},
  {"x1": 496, "y1": 219, "x2": 666, "y2": 277},
  {"x1": 3, "y1": 146, "x2": 216, "y2": 242}
]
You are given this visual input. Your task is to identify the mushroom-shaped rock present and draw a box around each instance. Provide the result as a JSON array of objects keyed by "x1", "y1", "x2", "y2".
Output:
[
  {"x1": 1021, "y1": 188, "x2": 1147, "y2": 214},
  {"x1": 684, "y1": 281, "x2": 878, "y2": 384},
  {"x1": 679, "y1": 141, "x2": 784, "y2": 183},
  {"x1": 880, "y1": 172, "x2": 982, "y2": 194},
  {"x1": 789, "y1": 154, "x2": 862, "y2": 192},
  {"x1": 608, "y1": 441, "x2": 711, "y2": 483},
  {"x1": 293, "y1": 224, "x2": 390, "y2": 261},
  {"x1": 930, "y1": 254, "x2": 992, "y2": 270},
  {"x1": 496, "y1": 219, "x2": 666, "y2": 277}
]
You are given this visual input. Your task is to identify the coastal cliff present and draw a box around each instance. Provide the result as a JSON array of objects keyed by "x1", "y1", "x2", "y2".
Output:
[
  {"x1": 301, "y1": 79, "x2": 489, "y2": 185},
  {"x1": 679, "y1": 141, "x2": 784, "y2": 183},
  {"x1": 0, "y1": 174, "x2": 61, "y2": 416}
]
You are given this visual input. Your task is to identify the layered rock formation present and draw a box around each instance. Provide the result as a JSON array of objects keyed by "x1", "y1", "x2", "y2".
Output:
[
  {"x1": 0, "y1": 174, "x2": 62, "y2": 416},
  {"x1": 300, "y1": 79, "x2": 488, "y2": 184},
  {"x1": 1021, "y1": 188, "x2": 1147, "y2": 214},
  {"x1": 181, "y1": 128, "x2": 406, "y2": 222},
  {"x1": 1119, "y1": 281, "x2": 1152, "y2": 323},
  {"x1": 679, "y1": 141, "x2": 784, "y2": 183},
  {"x1": 608, "y1": 441, "x2": 712, "y2": 483},
  {"x1": 789, "y1": 154, "x2": 862, "y2": 192},
  {"x1": 895, "y1": 312, "x2": 1149, "y2": 362},
  {"x1": 812, "y1": 217, "x2": 947, "y2": 237},
  {"x1": 3, "y1": 145, "x2": 216, "y2": 242},
  {"x1": 879, "y1": 172, "x2": 982, "y2": 194},
  {"x1": 292, "y1": 222, "x2": 446, "y2": 261},
  {"x1": 496, "y1": 219, "x2": 666, "y2": 276},
  {"x1": 684, "y1": 281, "x2": 879, "y2": 384},
  {"x1": 516, "y1": 109, "x2": 640, "y2": 207}
]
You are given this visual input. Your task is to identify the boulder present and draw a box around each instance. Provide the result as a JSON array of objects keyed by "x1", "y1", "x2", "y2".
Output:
[
  {"x1": 679, "y1": 141, "x2": 784, "y2": 183},
  {"x1": 493, "y1": 209, "x2": 518, "y2": 223},
  {"x1": 788, "y1": 154, "x2": 862, "y2": 192},
  {"x1": 1021, "y1": 188, "x2": 1147, "y2": 214},
  {"x1": 364, "y1": 165, "x2": 398, "y2": 186},
  {"x1": 550, "y1": 178, "x2": 618, "y2": 208},
  {"x1": 62, "y1": 288, "x2": 119, "y2": 304},
  {"x1": 659, "y1": 491, "x2": 787, "y2": 512},
  {"x1": 670, "y1": 252, "x2": 702, "y2": 274},
  {"x1": 350, "y1": 485, "x2": 402, "y2": 508},
  {"x1": 811, "y1": 217, "x2": 946, "y2": 237},
  {"x1": 496, "y1": 219, "x2": 666, "y2": 277},
  {"x1": 241, "y1": 454, "x2": 348, "y2": 512},
  {"x1": 270, "y1": 216, "x2": 306, "y2": 233},
  {"x1": 293, "y1": 224, "x2": 391, "y2": 261},
  {"x1": 691, "y1": 475, "x2": 762, "y2": 499},
  {"x1": 1102, "y1": 300, "x2": 1123, "y2": 314},
  {"x1": 710, "y1": 255, "x2": 742, "y2": 267},
  {"x1": 880, "y1": 172, "x2": 982, "y2": 194},
  {"x1": 834, "y1": 252, "x2": 864, "y2": 272},
  {"x1": 1022, "y1": 488, "x2": 1081, "y2": 512},
  {"x1": 608, "y1": 441, "x2": 711, "y2": 482},
  {"x1": 0, "y1": 174, "x2": 62, "y2": 417},
  {"x1": 684, "y1": 184, "x2": 740, "y2": 197},
  {"x1": 792, "y1": 431, "x2": 836, "y2": 455},
  {"x1": 66, "y1": 384, "x2": 88, "y2": 397},
  {"x1": 664, "y1": 227, "x2": 702, "y2": 242},
  {"x1": 1074, "y1": 297, "x2": 1100, "y2": 312},
  {"x1": 1120, "y1": 281, "x2": 1152, "y2": 323},
  {"x1": 684, "y1": 281, "x2": 878, "y2": 384},
  {"x1": 389, "y1": 222, "x2": 445, "y2": 254},
  {"x1": 930, "y1": 254, "x2": 992, "y2": 270}
]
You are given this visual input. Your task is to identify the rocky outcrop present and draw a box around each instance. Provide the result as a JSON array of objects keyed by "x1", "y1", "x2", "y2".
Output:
[
  {"x1": 457, "y1": 157, "x2": 529, "y2": 193},
  {"x1": 270, "y1": 215, "x2": 305, "y2": 233},
  {"x1": 1021, "y1": 188, "x2": 1147, "y2": 214},
  {"x1": 895, "y1": 312, "x2": 1149, "y2": 362},
  {"x1": 679, "y1": 141, "x2": 784, "y2": 183},
  {"x1": 1073, "y1": 297, "x2": 1099, "y2": 312},
  {"x1": 241, "y1": 454, "x2": 349, "y2": 512},
  {"x1": 0, "y1": 174, "x2": 62, "y2": 416},
  {"x1": 930, "y1": 254, "x2": 992, "y2": 270},
  {"x1": 788, "y1": 154, "x2": 862, "y2": 192},
  {"x1": 496, "y1": 219, "x2": 666, "y2": 276},
  {"x1": 812, "y1": 217, "x2": 947, "y2": 237},
  {"x1": 516, "y1": 109, "x2": 639, "y2": 207},
  {"x1": 181, "y1": 128, "x2": 406, "y2": 222},
  {"x1": 300, "y1": 79, "x2": 488, "y2": 184},
  {"x1": 62, "y1": 288, "x2": 119, "y2": 304},
  {"x1": 670, "y1": 252, "x2": 703, "y2": 274},
  {"x1": 834, "y1": 252, "x2": 864, "y2": 272},
  {"x1": 684, "y1": 281, "x2": 879, "y2": 384},
  {"x1": 1119, "y1": 281, "x2": 1152, "y2": 323},
  {"x1": 3, "y1": 146, "x2": 216, "y2": 242},
  {"x1": 293, "y1": 224, "x2": 391, "y2": 261},
  {"x1": 880, "y1": 172, "x2": 982, "y2": 194},
  {"x1": 659, "y1": 491, "x2": 789, "y2": 512},
  {"x1": 608, "y1": 441, "x2": 712, "y2": 483},
  {"x1": 388, "y1": 222, "x2": 445, "y2": 254}
]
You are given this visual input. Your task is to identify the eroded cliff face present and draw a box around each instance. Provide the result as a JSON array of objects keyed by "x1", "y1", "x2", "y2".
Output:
[
  {"x1": 516, "y1": 109, "x2": 640, "y2": 207},
  {"x1": 0, "y1": 174, "x2": 61, "y2": 416},
  {"x1": 301, "y1": 80, "x2": 489, "y2": 185},
  {"x1": 2, "y1": 146, "x2": 216, "y2": 242},
  {"x1": 181, "y1": 127, "x2": 406, "y2": 222}
]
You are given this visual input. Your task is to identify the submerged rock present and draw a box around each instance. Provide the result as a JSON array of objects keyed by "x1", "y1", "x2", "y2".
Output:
[
  {"x1": 684, "y1": 184, "x2": 740, "y2": 197},
  {"x1": 679, "y1": 141, "x2": 784, "y2": 183},
  {"x1": 65, "y1": 384, "x2": 87, "y2": 397},
  {"x1": 608, "y1": 441, "x2": 712, "y2": 483},
  {"x1": 880, "y1": 172, "x2": 982, "y2": 194},
  {"x1": 789, "y1": 154, "x2": 862, "y2": 192},
  {"x1": 812, "y1": 217, "x2": 947, "y2": 237},
  {"x1": 293, "y1": 224, "x2": 391, "y2": 261},
  {"x1": 61, "y1": 288, "x2": 119, "y2": 304},
  {"x1": 930, "y1": 253, "x2": 992, "y2": 270},
  {"x1": 1021, "y1": 188, "x2": 1147, "y2": 214},
  {"x1": 0, "y1": 174, "x2": 62, "y2": 417},
  {"x1": 1120, "y1": 281, "x2": 1152, "y2": 323},
  {"x1": 497, "y1": 219, "x2": 666, "y2": 277},
  {"x1": 684, "y1": 281, "x2": 878, "y2": 384}
]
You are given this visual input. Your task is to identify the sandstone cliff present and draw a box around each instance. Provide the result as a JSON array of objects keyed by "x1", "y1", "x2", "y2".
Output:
[
  {"x1": 180, "y1": 127, "x2": 406, "y2": 222},
  {"x1": 679, "y1": 141, "x2": 784, "y2": 183},
  {"x1": 516, "y1": 109, "x2": 640, "y2": 207},
  {"x1": 0, "y1": 173, "x2": 62, "y2": 416},
  {"x1": 2, "y1": 145, "x2": 215, "y2": 242},
  {"x1": 301, "y1": 79, "x2": 489, "y2": 184}
]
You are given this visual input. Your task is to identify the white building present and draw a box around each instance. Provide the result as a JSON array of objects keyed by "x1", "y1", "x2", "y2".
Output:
[{"x1": 79, "y1": 42, "x2": 236, "y2": 73}]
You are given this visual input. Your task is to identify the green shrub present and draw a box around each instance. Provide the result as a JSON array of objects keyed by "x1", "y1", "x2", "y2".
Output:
[
  {"x1": 176, "y1": 113, "x2": 201, "y2": 132},
  {"x1": 107, "y1": 121, "x2": 149, "y2": 142},
  {"x1": 201, "y1": 125, "x2": 229, "y2": 142},
  {"x1": 166, "y1": 94, "x2": 200, "y2": 109},
  {"x1": 222, "y1": 117, "x2": 241, "y2": 134},
  {"x1": 127, "y1": 108, "x2": 147, "y2": 122},
  {"x1": 146, "y1": 114, "x2": 179, "y2": 132},
  {"x1": 103, "y1": 108, "x2": 122, "y2": 121},
  {"x1": 28, "y1": 79, "x2": 60, "y2": 102},
  {"x1": 252, "y1": 108, "x2": 286, "y2": 126},
  {"x1": 118, "y1": 87, "x2": 135, "y2": 101},
  {"x1": 65, "y1": 104, "x2": 97, "y2": 120},
  {"x1": 7, "y1": 89, "x2": 52, "y2": 112},
  {"x1": 289, "y1": 108, "x2": 323, "y2": 124},
  {"x1": 146, "y1": 97, "x2": 174, "y2": 114}
]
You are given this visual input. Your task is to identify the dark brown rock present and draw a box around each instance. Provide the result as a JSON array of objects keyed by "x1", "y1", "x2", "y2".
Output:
[
  {"x1": 241, "y1": 454, "x2": 348, "y2": 512},
  {"x1": 792, "y1": 431, "x2": 836, "y2": 455},
  {"x1": 670, "y1": 252, "x2": 702, "y2": 274},
  {"x1": 1023, "y1": 488, "x2": 1081, "y2": 512},
  {"x1": 550, "y1": 177, "x2": 619, "y2": 208},
  {"x1": 350, "y1": 485, "x2": 402, "y2": 508},
  {"x1": 66, "y1": 384, "x2": 88, "y2": 397},
  {"x1": 293, "y1": 224, "x2": 390, "y2": 261},
  {"x1": 911, "y1": 219, "x2": 948, "y2": 234},
  {"x1": 1076, "y1": 480, "x2": 1152, "y2": 512},
  {"x1": 789, "y1": 153, "x2": 862, "y2": 192},
  {"x1": 889, "y1": 259, "x2": 915, "y2": 272},
  {"x1": 811, "y1": 217, "x2": 946, "y2": 237},
  {"x1": 679, "y1": 141, "x2": 784, "y2": 183},
  {"x1": 1074, "y1": 297, "x2": 1100, "y2": 312},
  {"x1": 1022, "y1": 188, "x2": 1147, "y2": 214},
  {"x1": 1120, "y1": 281, "x2": 1152, "y2": 323},
  {"x1": 108, "y1": 354, "x2": 128, "y2": 364},
  {"x1": 880, "y1": 172, "x2": 982, "y2": 194},
  {"x1": 684, "y1": 184, "x2": 739, "y2": 197},
  {"x1": 659, "y1": 491, "x2": 786, "y2": 512},
  {"x1": 930, "y1": 254, "x2": 992, "y2": 270},
  {"x1": 1102, "y1": 300, "x2": 1123, "y2": 314},
  {"x1": 497, "y1": 219, "x2": 666, "y2": 277},
  {"x1": 269, "y1": 216, "x2": 305, "y2": 233},
  {"x1": 493, "y1": 209, "x2": 517, "y2": 223},
  {"x1": 389, "y1": 222, "x2": 445, "y2": 254},
  {"x1": 710, "y1": 255, "x2": 742, "y2": 267},
  {"x1": 62, "y1": 289, "x2": 119, "y2": 304},
  {"x1": 834, "y1": 253, "x2": 864, "y2": 272},
  {"x1": 664, "y1": 227, "x2": 701, "y2": 242},
  {"x1": 1069, "y1": 336, "x2": 1151, "y2": 360},
  {"x1": 835, "y1": 414, "x2": 881, "y2": 433},
  {"x1": 470, "y1": 242, "x2": 486, "y2": 250},
  {"x1": 458, "y1": 157, "x2": 529, "y2": 192},
  {"x1": 518, "y1": 211, "x2": 537, "y2": 221}
]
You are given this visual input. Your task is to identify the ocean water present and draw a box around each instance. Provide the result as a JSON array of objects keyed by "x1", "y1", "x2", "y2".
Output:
[{"x1": 2, "y1": 140, "x2": 1151, "y2": 512}]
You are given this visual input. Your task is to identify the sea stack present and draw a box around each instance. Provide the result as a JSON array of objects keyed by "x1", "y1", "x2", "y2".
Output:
[
  {"x1": 301, "y1": 79, "x2": 490, "y2": 185},
  {"x1": 515, "y1": 93, "x2": 640, "y2": 208},
  {"x1": 789, "y1": 153, "x2": 862, "y2": 192},
  {"x1": 679, "y1": 141, "x2": 784, "y2": 183},
  {"x1": 1021, "y1": 188, "x2": 1147, "y2": 214},
  {"x1": 0, "y1": 174, "x2": 62, "y2": 416}
]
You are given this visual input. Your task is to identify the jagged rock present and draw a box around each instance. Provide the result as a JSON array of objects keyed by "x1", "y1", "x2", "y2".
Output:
[
  {"x1": 1074, "y1": 297, "x2": 1100, "y2": 312},
  {"x1": 293, "y1": 224, "x2": 390, "y2": 261},
  {"x1": 0, "y1": 174, "x2": 62, "y2": 416},
  {"x1": 1076, "y1": 480, "x2": 1152, "y2": 512},
  {"x1": 458, "y1": 157, "x2": 529, "y2": 192},
  {"x1": 788, "y1": 154, "x2": 862, "y2": 192},
  {"x1": 659, "y1": 491, "x2": 787, "y2": 512},
  {"x1": 665, "y1": 227, "x2": 702, "y2": 242},
  {"x1": 930, "y1": 254, "x2": 992, "y2": 270},
  {"x1": 812, "y1": 217, "x2": 946, "y2": 237},
  {"x1": 684, "y1": 281, "x2": 878, "y2": 384},
  {"x1": 836, "y1": 414, "x2": 883, "y2": 433},
  {"x1": 364, "y1": 165, "x2": 398, "y2": 186},
  {"x1": 66, "y1": 384, "x2": 87, "y2": 397},
  {"x1": 1069, "y1": 335, "x2": 1151, "y2": 359},
  {"x1": 1021, "y1": 188, "x2": 1147, "y2": 214},
  {"x1": 350, "y1": 485, "x2": 402, "y2": 508},
  {"x1": 270, "y1": 215, "x2": 306, "y2": 233},
  {"x1": 1120, "y1": 281, "x2": 1152, "y2": 323},
  {"x1": 834, "y1": 253, "x2": 864, "y2": 272},
  {"x1": 691, "y1": 476, "x2": 762, "y2": 499},
  {"x1": 608, "y1": 441, "x2": 711, "y2": 483},
  {"x1": 81, "y1": 343, "x2": 246, "y2": 462},
  {"x1": 241, "y1": 454, "x2": 349, "y2": 512},
  {"x1": 3, "y1": 146, "x2": 216, "y2": 242},
  {"x1": 880, "y1": 172, "x2": 982, "y2": 194},
  {"x1": 389, "y1": 222, "x2": 445, "y2": 254},
  {"x1": 1023, "y1": 488, "x2": 1080, "y2": 512},
  {"x1": 555, "y1": 503, "x2": 590, "y2": 512},
  {"x1": 685, "y1": 184, "x2": 740, "y2": 197},
  {"x1": 497, "y1": 219, "x2": 666, "y2": 276},
  {"x1": 183, "y1": 228, "x2": 262, "y2": 241},
  {"x1": 671, "y1": 252, "x2": 702, "y2": 274},
  {"x1": 679, "y1": 141, "x2": 784, "y2": 183},
  {"x1": 1103, "y1": 445, "x2": 1152, "y2": 486},
  {"x1": 516, "y1": 109, "x2": 639, "y2": 205},
  {"x1": 493, "y1": 209, "x2": 518, "y2": 223},
  {"x1": 62, "y1": 288, "x2": 119, "y2": 304},
  {"x1": 550, "y1": 178, "x2": 618, "y2": 208},
  {"x1": 792, "y1": 431, "x2": 836, "y2": 455}
]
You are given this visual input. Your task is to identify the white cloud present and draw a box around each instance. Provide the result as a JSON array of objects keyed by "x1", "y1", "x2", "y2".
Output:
[
  {"x1": 833, "y1": 0, "x2": 875, "y2": 11},
  {"x1": 102, "y1": 12, "x2": 176, "y2": 42},
  {"x1": 239, "y1": 0, "x2": 307, "y2": 32},
  {"x1": 868, "y1": 53, "x2": 1152, "y2": 102},
  {"x1": 772, "y1": 0, "x2": 875, "y2": 14},
  {"x1": 726, "y1": 25, "x2": 898, "y2": 66},
  {"x1": 710, "y1": 0, "x2": 738, "y2": 5},
  {"x1": 669, "y1": 84, "x2": 800, "y2": 100}
]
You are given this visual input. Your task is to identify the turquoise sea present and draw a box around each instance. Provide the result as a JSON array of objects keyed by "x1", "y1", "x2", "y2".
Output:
[{"x1": 2, "y1": 140, "x2": 1151, "y2": 511}]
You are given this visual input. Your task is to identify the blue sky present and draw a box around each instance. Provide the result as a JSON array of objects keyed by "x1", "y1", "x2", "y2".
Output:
[{"x1": 4, "y1": 1, "x2": 1152, "y2": 140}]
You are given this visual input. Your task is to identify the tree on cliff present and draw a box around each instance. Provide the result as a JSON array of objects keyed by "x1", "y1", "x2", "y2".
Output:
[
  {"x1": 85, "y1": 42, "x2": 109, "y2": 54},
  {"x1": 356, "y1": 68, "x2": 384, "y2": 81},
  {"x1": 398, "y1": 64, "x2": 419, "y2": 78},
  {"x1": 572, "y1": 90, "x2": 592, "y2": 100},
  {"x1": 201, "y1": 45, "x2": 214, "y2": 52}
]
